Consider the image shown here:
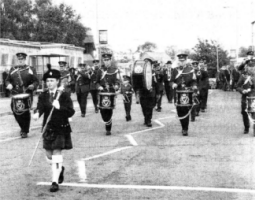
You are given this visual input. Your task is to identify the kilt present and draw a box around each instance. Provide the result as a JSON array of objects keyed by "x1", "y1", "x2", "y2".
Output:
[{"x1": 43, "y1": 130, "x2": 73, "y2": 150}]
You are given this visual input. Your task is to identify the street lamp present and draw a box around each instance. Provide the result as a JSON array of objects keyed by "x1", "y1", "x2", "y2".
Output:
[{"x1": 251, "y1": 21, "x2": 255, "y2": 51}]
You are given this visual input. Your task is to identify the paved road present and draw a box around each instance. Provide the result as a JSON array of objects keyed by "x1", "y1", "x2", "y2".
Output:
[{"x1": 1, "y1": 89, "x2": 255, "y2": 200}]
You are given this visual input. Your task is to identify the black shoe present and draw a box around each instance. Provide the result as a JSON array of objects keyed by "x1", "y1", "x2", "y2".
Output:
[
  {"x1": 191, "y1": 117, "x2": 195, "y2": 122},
  {"x1": 169, "y1": 100, "x2": 173, "y2": 103},
  {"x1": 182, "y1": 130, "x2": 188, "y2": 136},
  {"x1": 201, "y1": 109, "x2": 205, "y2": 112},
  {"x1": 106, "y1": 131, "x2": 111, "y2": 136},
  {"x1": 196, "y1": 112, "x2": 199, "y2": 116},
  {"x1": 81, "y1": 114, "x2": 85, "y2": 117},
  {"x1": 156, "y1": 108, "x2": 161, "y2": 112},
  {"x1": 21, "y1": 132, "x2": 28, "y2": 138},
  {"x1": 126, "y1": 116, "x2": 131, "y2": 121},
  {"x1": 50, "y1": 182, "x2": 59, "y2": 192},
  {"x1": 95, "y1": 108, "x2": 99, "y2": 113},
  {"x1": 147, "y1": 122, "x2": 152, "y2": 127},
  {"x1": 58, "y1": 166, "x2": 65, "y2": 184},
  {"x1": 244, "y1": 128, "x2": 249, "y2": 134}
]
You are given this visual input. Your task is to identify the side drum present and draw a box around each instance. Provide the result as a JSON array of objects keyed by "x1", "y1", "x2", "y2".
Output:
[
  {"x1": 12, "y1": 93, "x2": 31, "y2": 113},
  {"x1": 247, "y1": 96, "x2": 255, "y2": 113},
  {"x1": 175, "y1": 90, "x2": 193, "y2": 107},
  {"x1": 98, "y1": 92, "x2": 117, "y2": 109},
  {"x1": 131, "y1": 60, "x2": 152, "y2": 91}
]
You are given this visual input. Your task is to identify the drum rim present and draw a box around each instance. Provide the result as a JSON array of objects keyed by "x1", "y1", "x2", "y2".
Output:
[
  {"x1": 12, "y1": 93, "x2": 30, "y2": 98},
  {"x1": 176, "y1": 90, "x2": 193, "y2": 93},
  {"x1": 143, "y1": 61, "x2": 152, "y2": 90},
  {"x1": 99, "y1": 92, "x2": 117, "y2": 96}
]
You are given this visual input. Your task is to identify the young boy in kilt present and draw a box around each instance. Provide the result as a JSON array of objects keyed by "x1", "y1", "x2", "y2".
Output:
[{"x1": 33, "y1": 68, "x2": 75, "y2": 192}]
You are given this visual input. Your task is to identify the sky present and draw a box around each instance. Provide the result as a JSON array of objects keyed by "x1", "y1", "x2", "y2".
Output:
[{"x1": 54, "y1": 0, "x2": 255, "y2": 53}]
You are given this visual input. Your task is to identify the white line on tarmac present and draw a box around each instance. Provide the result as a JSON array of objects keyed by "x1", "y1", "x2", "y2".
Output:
[
  {"x1": 82, "y1": 146, "x2": 133, "y2": 161},
  {"x1": 77, "y1": 160, "x2": 88, "y2": 183},
  {"x1": 125, "y1": 135, "x2": 138, "y2": 146},
  {"x1": 0, "y1": 136, "x2": 20, "y2": 143},
  {"x1": 36, "y1": 182, "x2": 255, "y2": 194}
]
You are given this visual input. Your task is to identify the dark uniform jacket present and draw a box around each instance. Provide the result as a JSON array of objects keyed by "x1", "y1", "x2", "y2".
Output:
[
  {"x1": 75, "y1": 70, "x2": 91, "y2": 93},
  {"x1": 197, "y1": 70, "x2": 209, "y2": 90},
  {"x1": 36, "y1": 90, "x2": 75, "y2": 133},
  {"x1": 231, "y1": 68, "x2": 240, "y2": 82},
  {"x1": 154, "y1": 69, "x2": 164, "y2": 93},
  {"x1": 90, "y1": 69, "x2": 99, "y2": 90},
  {"x1": 163, "y1": 67, "x2": 172, "y2": 82},
  {"x1": 236, "y1": 75, "x2": 254, "y2": 101},
  {"x1": 170, "y1": 65, "x2": 197, "y2": 90},
  {"x1": 5, "y1": 65, "x2": 39, "y2": 95},
  {"x1": 96, "y1": 65, "x2": 120, "y2": 92}
]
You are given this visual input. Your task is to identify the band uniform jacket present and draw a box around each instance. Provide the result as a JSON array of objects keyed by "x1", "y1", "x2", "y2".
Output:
[
  {"x1": 60, "y1": 70, "x2": 74, "y2": 93},
  {"x1": 197, "y1": 70, "x2": 209, "y2": 90},
  {"x1": 170, "y1": 64, "x2": 197, "y2": 90},
  {"x1": 90, "y1": 69, "x2": 99, "y2": 90},
  {"x1": 236, "y1": 75, "x2": 255, "y2": 101},
  {"x1": 163, "y1": 67, "x2": 172, "y2": 83},
  {"x1": 154, "y1": 69, "x2": 164, "y2": 93},
  {"x1": 5, "y1": 65, "x2": 39, "y2": 95},
  {"x1": 121, "y1": 83, "x2": 133, "y2": 103},
  {"x1": 75, "y1": 70, "x2": 91, "y2": 93},
  {"x1": 96, "y1": 65, "x2": 120, "y2": 92}
]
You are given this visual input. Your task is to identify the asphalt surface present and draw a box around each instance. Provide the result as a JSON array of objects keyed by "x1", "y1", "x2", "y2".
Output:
[{"x1": 1, "y1": 89, "x2": 255, "y2": 200}]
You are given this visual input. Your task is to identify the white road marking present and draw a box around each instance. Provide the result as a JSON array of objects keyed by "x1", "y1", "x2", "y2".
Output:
[
  {"x1": 125, "y1": 135, "x2": 138, "y2": 146},
  {"x1": 82, "y1": 146, "x2": 132, "y2": 161},
  {"x1": 77, "y1": 160, "x2": 88, "y2": 183},
  {"x1": 0, "y1": 136, "x2": 20, "y2": 143},
  {"x1": 36, "y1": 182, "x2": 255, "y2": 194}
]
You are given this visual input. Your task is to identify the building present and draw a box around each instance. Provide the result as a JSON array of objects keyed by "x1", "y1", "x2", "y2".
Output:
[{"x1": 0, "y1": 39, "x2": 95, "y2": 97}]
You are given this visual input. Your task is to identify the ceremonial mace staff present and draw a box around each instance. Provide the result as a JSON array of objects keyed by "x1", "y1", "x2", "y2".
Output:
[{"x1": 28, "y1": 86, "x2": 64, "y2": 167}]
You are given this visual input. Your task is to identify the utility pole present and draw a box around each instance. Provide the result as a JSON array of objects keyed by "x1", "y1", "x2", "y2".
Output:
[{"x1": 252, "y1": 21, "x2": 255, "y2": 51}]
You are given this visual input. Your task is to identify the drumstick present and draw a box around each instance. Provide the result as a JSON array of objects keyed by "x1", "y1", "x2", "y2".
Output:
[{"x1": 28, "y1": 87, "x2": 63, "y2": 167}]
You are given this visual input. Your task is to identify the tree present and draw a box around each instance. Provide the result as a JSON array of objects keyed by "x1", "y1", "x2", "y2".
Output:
[
  {"x1": 165, "y1": 46, "x2": 177, "y2": 60},
  {"x1": 137, "y1": 41, "x2": 157, "y2": 52},
  {"x1": 238, "y1": 46, "x2": 249, "y2": 57},
  {"x1": 191, "y1": 39, "x2": 230, "y2": 77},
  {"x1": 0, "y1": 0, "x2": 88, "y2": 47}
]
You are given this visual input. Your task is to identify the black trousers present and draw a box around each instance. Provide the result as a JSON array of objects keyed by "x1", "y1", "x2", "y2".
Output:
[
  {"x1": 200, "y1": 88, "x2": 208, "y2": 110},
  {"x1": 156, "y1": 91, "x2": 163, "y2": 109},
  {"x1": 140, "y1": 96, "x2": 155, "y2": 123},
  {"x1": 177, "y1": 106, "x2": 191, "y2": 131},
  {"x1": 11, "y1": 102, "x2": 31, "y2": 133},
  {"x1": 241, "y1": 99, "x2": 250, "y2": 129},
  {"x1": 164, "y1": 81, "x2": 174, "y2": 102},
  {"x1": 90, "y1": 90, "x2": 99, "y2": 109},
  {"x1": 77, "y1": 91, "x2": 89, "y2": 115},
  {"x1": 100, "y1": 109, "x2": 113, "y2": 131},
  {"x1": 124, "y1": 95, "x2": 132, "y2": 117}
]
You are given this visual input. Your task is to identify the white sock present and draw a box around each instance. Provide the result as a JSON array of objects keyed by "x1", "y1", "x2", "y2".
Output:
[
  {"x1": 51, "y1": 155, "x2": 63, "y2": 183},
  {"x1": 45, "y1": 156, "x2": 52, "y2": 165}
]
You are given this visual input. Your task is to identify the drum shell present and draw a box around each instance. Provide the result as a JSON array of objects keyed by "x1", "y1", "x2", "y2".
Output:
[
  {"x1": 175, "y1": 90, "x2": 193, "y2": 107},
  {"x1": 12, "y1": 93, "x2": 31, "y2": 112},
  {"x1": 247, "y1": 96, "x2": 255, "y2": 112},
  {"x1": 98, "y1": 92, "x2": 116, "y2": 109},
  {"x1": 131, "y1": 60, "x2": 152, "y2": 91}
]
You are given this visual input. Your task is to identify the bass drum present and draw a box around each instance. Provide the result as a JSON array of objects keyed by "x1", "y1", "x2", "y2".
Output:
[{"x1": 131, "y1": 60, "x2": 152, "y2": 90}]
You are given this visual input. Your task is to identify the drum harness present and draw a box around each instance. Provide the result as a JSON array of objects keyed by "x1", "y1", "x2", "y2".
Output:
[
  {"x1": 244, "y1": 76, "x2": 255, "y2": 124},
  {"x1": 175, "y1": 68, "x2": 199, "y2": 120}
]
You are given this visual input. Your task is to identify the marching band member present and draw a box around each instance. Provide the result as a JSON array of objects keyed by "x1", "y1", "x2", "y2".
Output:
[
  {"x1": 5, "y1": 52, "x2": 39, "y2": 138},
  {"x1": 198, "y1": 56, "x2": 209, "y2": 112},
  {"x1": 59, "y1": 61, "x2": 74, "y2": 96},
  {"x1": 171, "y1": 52, "x2": 197, "y2": 136},
  {"x1": 154, "y1": 61, "x2": 164, "y2": 112},
  {"x1": 237, "y1": 51, "x2": 255, "y2": 134},
  {"x1": 96, "y1": 52, "x2": 120, "y2": 135},
  {"x1": 121, "y1": 75, "x2": 134, "y2": 121},
  {"x1": 75, "y1": 63, "x2": 91, "y2": 117},
  {"x1": 163, "y1": 60, "x2": 174, "y2": 103},
  {"x1": 90, "y1": 59, "x2": 100, "y2": 113},
  {"x1": 139, "y1": 58, "x2": 156, "y2": 127},
  {"x1": 33, "y1": 68, "x2": 75, "y2": 192},
  {"x1": 191, "y1": 60, "x2": 200, "y2": 121}
]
